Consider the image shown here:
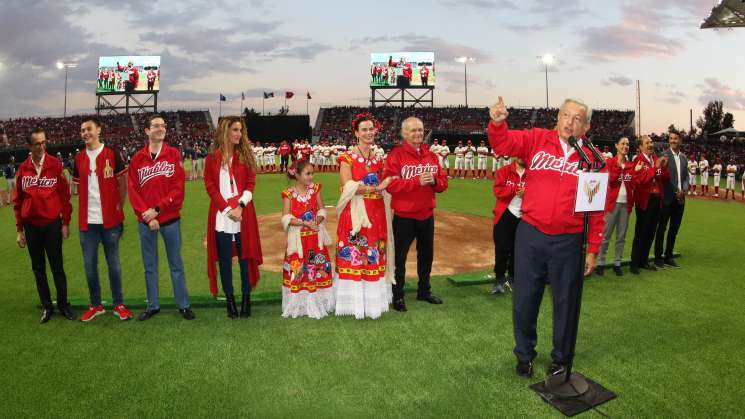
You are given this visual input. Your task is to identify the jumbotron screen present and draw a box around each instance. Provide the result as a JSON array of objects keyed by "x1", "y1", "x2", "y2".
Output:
[
  {"x1": 97, "y1": 56, "x2": 161, "y2": 94},
  {"x1": 370, "y1": 52, "x2": 435, "y2": 88}
]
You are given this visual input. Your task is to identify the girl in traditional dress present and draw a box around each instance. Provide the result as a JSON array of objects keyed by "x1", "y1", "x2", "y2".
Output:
[
  {"x1": 281, "y1": 160, "x2": 334, "y2": 319},
  {"x1": 334, "y1": 113, "x2": 397, "y2": 319}
]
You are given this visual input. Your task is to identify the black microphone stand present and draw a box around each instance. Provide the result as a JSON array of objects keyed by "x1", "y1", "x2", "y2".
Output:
[{"x1": 541, "y1": 137, "x2": 612, "y2": 403}]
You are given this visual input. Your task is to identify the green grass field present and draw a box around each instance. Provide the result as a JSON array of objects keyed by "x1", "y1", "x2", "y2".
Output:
[{"x1": 1, "y1": 172, "x2": 744, "y2": 418}]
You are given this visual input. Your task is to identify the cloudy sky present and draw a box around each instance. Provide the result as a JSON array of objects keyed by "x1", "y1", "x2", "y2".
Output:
[{"x1": 0, "y1": 0, "x2": 742, "y2": 134}]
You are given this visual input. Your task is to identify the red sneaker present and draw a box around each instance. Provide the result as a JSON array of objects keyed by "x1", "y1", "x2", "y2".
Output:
[
  {"x1": 80, "y1": 305, "x2": 105, "y2": 322},
  {"x1": 113, "y1": 304, "x2": 133, "y2": 321}
]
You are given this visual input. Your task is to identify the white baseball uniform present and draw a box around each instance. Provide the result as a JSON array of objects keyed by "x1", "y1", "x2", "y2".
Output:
[
  {"x1": 477, "y1": 146, "x2": 489, "y2": 170},
  {"x1": 699, "y1": 159, "x2": 709, "y2": 186},
  {"x1": 726, "y1": 164, "x2": 737, "y2": 190}
]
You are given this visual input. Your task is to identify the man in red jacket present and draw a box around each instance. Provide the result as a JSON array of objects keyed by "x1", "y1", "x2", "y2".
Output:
[
  {"x1": 629, "y1": 135, "x2": 669, "y2": 275},
  {"x1": 14, "y1": 128, "x2": 76, "y2": 323},
  {"x1": 488, "y1": 97, "x2": 605, "y2": 378},
  {"x1": 384, "y1": 117, "x2": 448, "y2": 311},
  {"x1": 73, "y1": 117, "x2": 133, "y2": 322},
  {"x1": 128, "y1": 114, "x2": 194, "y2": 321}
]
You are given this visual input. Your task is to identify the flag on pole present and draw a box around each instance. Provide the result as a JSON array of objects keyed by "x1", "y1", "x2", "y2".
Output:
[
  {"x1": 241, "y1": 92, "x2": 245, "y2": 101},
  {"x1": 263, "y1": 92, "x2": 274, "y2": 99},
  {"x1": 306, "y1": 92, "x2": 312, "y2": 100},
  {"x1": 219, "y1": 93, "x2": 227, "y2": 101},
  {"x1": 285, "y1": 91, "x2": 294, "y2": 99}
]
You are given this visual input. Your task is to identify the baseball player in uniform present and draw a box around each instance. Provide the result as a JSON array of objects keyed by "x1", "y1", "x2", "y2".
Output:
[
  {"x1": 439, "y1": 140, "x2": 451, "y2": 176},
  {"x1": 464, "y1": 140, "x2": 476, "y2": 178},
  {"x1": 687, "y1": 158, "x2": 698, "y2": 195},
  {"x1": 712, "y1": 158, "x2": 722, "y2": 197},
  {"x1": 453, "y1": 141, "x2": 465, "y2": 178},
  {"x1": 725, "y1": 160, "x2": 737, "y2": 200},
  {"x1": 431, "y1": 139, "x2": 442, "y2": 166},
  {"x1": 699, "y1": 155, "x2": 709, "y2": 195},
  {"x1": 265, "y1": 143, "x2": 277, "y2": 172},
  {"x1": 476, "y1": 141, "x2": 489, "y2": 179},
  {"x1": 253, "y1": 142, "x2": 265, "y2": 173}
]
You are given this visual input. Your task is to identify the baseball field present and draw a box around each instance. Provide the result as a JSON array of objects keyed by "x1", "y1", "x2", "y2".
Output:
[{"x1": 1, "y1": 169, "x2": 743, "y2": 418}]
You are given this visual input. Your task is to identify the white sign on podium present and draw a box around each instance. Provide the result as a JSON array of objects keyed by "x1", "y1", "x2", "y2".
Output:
[{"x1": 574, "y1": 171, "x2": 609, "y2": 213}]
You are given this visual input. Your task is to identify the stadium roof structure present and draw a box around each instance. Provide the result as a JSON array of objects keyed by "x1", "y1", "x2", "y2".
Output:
[{"x1": 700, "y1": 0, "x2": 745, "y2": 29}]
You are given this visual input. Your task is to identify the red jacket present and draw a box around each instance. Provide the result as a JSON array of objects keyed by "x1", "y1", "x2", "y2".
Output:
[
  {"x1": 204, "y1": 151, "x2": 263, "y2": 296},
  {"x1": 492, "y1": 162, "x2": 526, "y2": 224},
  {"x1": 73, "y1": 145, "x2": 127, "y2": 231},
  {"x1": 487, "y1": 121, "x2": 606, "y2": 253},
  {"x1": 603, "y1": 156, "x2": 636, "y2": 214},
  {"x1": 13, "y1": 153, "x2": 72, "y2": 231},
  {"x1": 384, "y1": 142, "x2": 448, "y2": 220},
  {"x1": 279, "y1": 144, "x2": 291, "y2": 156},
  {"x1": 127, "y1": 142, "x2": 185, "y2": 224},
  {"x1": 632, "y1": 153, "x2": 670, "y2": 211}
]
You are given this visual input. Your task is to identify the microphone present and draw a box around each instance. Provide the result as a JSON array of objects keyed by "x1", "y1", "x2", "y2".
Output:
[
  {"x1": 583, "y1": 137, "x2": 607, "y2": 170},
  {"x1": 568, "y1": 136, "x2": 591, "y2": 166}
]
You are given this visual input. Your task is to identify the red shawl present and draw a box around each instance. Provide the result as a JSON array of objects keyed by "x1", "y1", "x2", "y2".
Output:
[{"x1": 204, "y1": 150, "x2": 263, "y2": 297}]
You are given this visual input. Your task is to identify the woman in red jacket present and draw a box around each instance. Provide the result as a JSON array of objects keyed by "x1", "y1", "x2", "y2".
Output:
[
  {"x1": 204, "y1": 116, "x2": 263, "y2": 318},
  {"x1": 490, "y1": 157, "x2": 526, "y2": 294},
  {"x1": 596, "y1": 137, "x2": 642, "y2": 276}
]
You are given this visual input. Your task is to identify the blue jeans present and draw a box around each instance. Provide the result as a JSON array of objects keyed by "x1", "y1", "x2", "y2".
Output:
[
  {"x1": 138, "y1": 220, "x2": 190, "y2": 310},
  {"x1": 80, "y1": 224, "x2": 123, "y2": 306},
  {"x1": 215, "y1": 231, "x2": 250, "y2": 297}
]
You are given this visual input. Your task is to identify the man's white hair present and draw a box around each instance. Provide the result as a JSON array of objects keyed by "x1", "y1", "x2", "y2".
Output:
[
  {"x1": 401, "y1": 116, "x2": 423, "y2": 133},
  {"x1": 560, "y1": 98, "x2": 592, "y2": 124}
]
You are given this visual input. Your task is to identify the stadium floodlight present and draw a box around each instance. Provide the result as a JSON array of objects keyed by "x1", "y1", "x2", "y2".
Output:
[
  {"x1": 537, "y1": 54, "x2": 555, "y2": 108},
  {"x1": 56, "y1": 61, "x2": 78, "y2": 117},
  {"x1": 455, "y1": 56, "x2": 475, "y2": 107}
]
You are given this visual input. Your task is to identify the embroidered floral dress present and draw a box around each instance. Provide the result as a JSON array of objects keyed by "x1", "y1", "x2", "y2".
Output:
[
  {"x1": 334, "y1": 151, "x2": 391, "y2": 319},
  {"x1": 281, "y1": 183, "x2": 333, "y2": 319}
]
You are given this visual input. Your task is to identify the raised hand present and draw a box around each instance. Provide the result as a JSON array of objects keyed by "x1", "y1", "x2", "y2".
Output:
[{"x1": 489, "y1": 96, "x2": 509, "y2": 123}]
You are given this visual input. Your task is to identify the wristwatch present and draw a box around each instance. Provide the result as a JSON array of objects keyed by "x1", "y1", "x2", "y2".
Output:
[
  {"x1": 239, "y1": 201, "x2": 246, "y2": 208},
  {"x1": 154, "y1": 206, "x2": 161, "y2": 214}
]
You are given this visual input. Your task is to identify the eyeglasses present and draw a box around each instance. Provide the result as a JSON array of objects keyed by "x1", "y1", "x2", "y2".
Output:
[{"x1": 31, "y1": 141, "x2": 46, "y2": 147}]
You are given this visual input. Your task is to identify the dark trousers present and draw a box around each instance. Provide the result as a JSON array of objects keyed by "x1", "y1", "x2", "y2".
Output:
[
  {"x1": 631, "y1": 194, "x2": 661, "y2": 268},
  {"x1": 215, "y1": 231, "x2": 250, "y2": 297},
  {"x1": 655, "y1": 198, "x2": 684, "y2": 261},
  {"x1": 513, "y1": 221, "x2": 582, "y2": 364},
  {"x1": 493, "y1": 210, "x2": 519, "y2": 283},
  {"x1": 392, "y1": 215, "x2": 434, "y2": 300},
  {"x1": 24, "y1": 219, "x2": 69, "y2": 309},
  {"x1": 280, "y1": 155, "x2": 289, "y2": 172}
]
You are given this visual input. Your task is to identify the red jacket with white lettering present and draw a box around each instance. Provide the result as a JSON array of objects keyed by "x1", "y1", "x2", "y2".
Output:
[
  {"x1": 384, "y1": 142, "x2": 448, "y2": 220},
  {"x1": 492, "y1": 161, "x2": 526, "y2": 224},
  {"x1": 631, "y1": 153, "x2": 670, "y2": 211},
  {"x1": 603, "y1": 156, "x2": 637, "y2": 214},
  {"x1": 487, "y1": 121, "x2": 606, "y2": 253},
  {"x1": 73, "y1": 145, "x2": 127, "y2": 231},
  {"x1": 13, "y1": 153, "x2": 72, "y2": 231},
  {"x1": 203, "y1": 150, "x2": 263, "y2": 296},
  {"x1": 127, "y1": 142, "x2": 185, "y2": 224}
]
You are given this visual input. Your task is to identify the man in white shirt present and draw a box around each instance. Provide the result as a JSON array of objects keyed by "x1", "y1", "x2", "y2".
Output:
[
  {"x1": 476, "y1": 141, "x2": 489, "y2": 179},
  {"x1": 654, "y1": 129, "x2": 688, "y2": 269}
]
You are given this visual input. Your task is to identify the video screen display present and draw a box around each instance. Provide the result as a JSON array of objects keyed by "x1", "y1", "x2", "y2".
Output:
[
  {"x1": 97, "y1": 56, "x2": 161, "y2": 94},
  {"x1": 370, "y1": 52, "x2": 435, "y2": 88}
]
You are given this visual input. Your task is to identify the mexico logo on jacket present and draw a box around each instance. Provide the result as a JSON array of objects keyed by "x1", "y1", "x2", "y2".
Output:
[{"x1": 21, "y1": 176, "x2": 57, "y2": 190}]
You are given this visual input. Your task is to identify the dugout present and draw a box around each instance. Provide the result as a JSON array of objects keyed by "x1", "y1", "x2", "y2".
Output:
[{"x1": 242, "y1": 115, "x2": 311, "y2": 144}]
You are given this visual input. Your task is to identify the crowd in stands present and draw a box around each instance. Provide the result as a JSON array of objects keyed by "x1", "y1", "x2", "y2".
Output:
[
  {"x1": 315, "y1": 105, "x2": 635, "y2": 146},
  {"x1": 1, "y1": 111, "x2": 213, "y2": 161}
]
